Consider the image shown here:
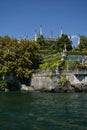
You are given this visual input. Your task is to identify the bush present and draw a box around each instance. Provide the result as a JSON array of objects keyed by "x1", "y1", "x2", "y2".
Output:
[
  {"x1": 57, "y1": 74, "x2": 70, "y2": 87},
  {"x1": 0, "y1": 79, "x2": 7, "y2": 89},
  {"x1": 65, "y1": 60, "x2": 80, "y2": 70}
]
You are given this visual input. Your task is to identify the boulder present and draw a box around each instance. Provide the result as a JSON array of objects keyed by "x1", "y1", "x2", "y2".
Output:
[{"x1": 21, "y1": 84, "x2": 34, "y2": 92}]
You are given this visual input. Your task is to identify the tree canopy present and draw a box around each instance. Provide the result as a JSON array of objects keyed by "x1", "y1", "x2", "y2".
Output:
[
  {"x1": 0, "y1": 34, "x2": 87, "y2": 90},
  {"x1": 37, "y1": 35, "x2": 45, "y2": 45},
  {"x1": 0, "y1": 36, "x2": 41, "y2": 81},
  {"x1": 56, "y1": 34, "x2": 72, "y2": 51},
  {"x1": 78, "y1": 35, "x2": 87, "y2": 51}
]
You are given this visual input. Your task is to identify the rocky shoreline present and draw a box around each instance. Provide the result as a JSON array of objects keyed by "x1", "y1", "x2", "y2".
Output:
[
  {"x1": 55, "y1": 83, "x2": 87, "y2": 92},
  {"x1": 20, "y1": 82, "x2": 87, "y2": 93},
  {"x1": 34, "y1": 83, "x2": 87, "y2": 93},
  {"x1": 1, "y1": 83, "x2": 87, "y2": 92}
]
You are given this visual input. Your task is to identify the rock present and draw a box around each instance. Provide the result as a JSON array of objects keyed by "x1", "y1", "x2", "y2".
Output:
[
  {"x1": 71, "y1": 83, "x2": 87, "y2": 92},
  {"x1": 5, "y1": 88, "x2": 9, "y2": 92},
  {"x1": 28, "y1": 86, "x2": 34, "y2": 92},
  {"x1": 55, "y1": 81, "x2": 75, "y2": 92},
  {"x1": 21, "y1": 84, "x2": 34, "y2": 92}
]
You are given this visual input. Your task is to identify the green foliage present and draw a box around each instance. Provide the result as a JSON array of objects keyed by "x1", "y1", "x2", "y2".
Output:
[
  {"x1": 78, "y1": 35, "x2": 87, "y2": 50},
  {"x1": 37, "y1": 35, "x2": 45, "y2": 45},
  {"x1": 58, "y1": 60, "x2": 65, "y2": 70},
  {"x1": 0, "y1": 36, "x2": 41, "y2": 81},
  {"x1": 58, "y1": 74, "x2": 68, "y2": 86},
  {"x1": 0, "y1": 33, "x2": 87, "y2": 90},
  {"x1": 67, "y1": 50, "x2": 87, "y2": 56},
  {"x1": 0, "y1": 79, "x2": 7, "y2": 88},
  {"x1": 40, "y1": 53, "x2": 62, "y2": 70},
  {"x1": 57, "y1": 34, "x2": 72, "y2": 51},
  {"x1": 65, "y1": 60, "x2": 80, "y2": 70}
]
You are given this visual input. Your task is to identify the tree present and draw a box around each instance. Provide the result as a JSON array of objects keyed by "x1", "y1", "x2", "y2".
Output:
[
  {"x1": 37, "y1": 35, "x2": 45, "y2": 45},
  {"x1": 78, "y1": 35, "x2": 87, "y2": 51},
  {"x1": 57, "y1": 34, "x2": 72, "y2": 51},
  {"x1": 0, "y1": 36, "x2": 41, "y2": 85}
]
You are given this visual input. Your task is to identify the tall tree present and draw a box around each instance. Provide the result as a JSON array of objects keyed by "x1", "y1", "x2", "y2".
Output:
[
  {"x1": 78, "y1": 35, "x2": 87, "y2": 51},
  {"x1": 0, "y1": 36, "x2": 41, "y2": 82},
  {"x1": 57, "y1": 34, "x2": 72, "y2": 51},
  {"x1": 37, "y1": 35, "x2": 45, "y2": 45}
]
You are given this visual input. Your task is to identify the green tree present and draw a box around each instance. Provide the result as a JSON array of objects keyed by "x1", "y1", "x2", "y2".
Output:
[
  {"x1": 37, "y1": 35, "x2": 45, "y2": 45},
  {"x1": 57, "y1": 34, "x2": 72, "y2": 51},
  {"x1": 0, "y1": 36, "x2": 41, "y2": 86},
  {"x1": 78, "y1": 35, "x2": 87, "y2": 51}
]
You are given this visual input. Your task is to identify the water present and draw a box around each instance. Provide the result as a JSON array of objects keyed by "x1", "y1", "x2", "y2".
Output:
[{"x1": 0, "y1": 92, "x2": 87, "y2": 130}]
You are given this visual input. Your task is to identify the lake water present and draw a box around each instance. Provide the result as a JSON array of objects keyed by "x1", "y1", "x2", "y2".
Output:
[{"x1": 0, "y1": 92, "x2": 87, "y2": 130}]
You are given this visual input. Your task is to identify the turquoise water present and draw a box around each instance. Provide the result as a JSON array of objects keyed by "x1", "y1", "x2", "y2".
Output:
[{"x1": 0, "y1": 92, "x2": 87, "y2": 130}]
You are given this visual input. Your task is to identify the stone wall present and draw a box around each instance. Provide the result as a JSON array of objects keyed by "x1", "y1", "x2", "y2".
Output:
[
  {"x1": 31, "y1": 70, "x2": 59, "y2": 90},
  {"x1": 31, "y1": 70, "x2": 87, "y2": 90},
  {"x1": 66, "y1": 73, "x2": 87, "y2": 84}
]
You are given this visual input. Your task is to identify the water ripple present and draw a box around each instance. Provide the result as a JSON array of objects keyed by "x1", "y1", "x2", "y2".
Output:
[{"x1": 0, "y1": 92, "x2": 87, "y2": 130}]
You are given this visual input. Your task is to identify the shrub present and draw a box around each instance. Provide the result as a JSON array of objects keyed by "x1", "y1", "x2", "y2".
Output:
[{"x1": 0, "y1": 79, "x2": 7, "y2": 89}]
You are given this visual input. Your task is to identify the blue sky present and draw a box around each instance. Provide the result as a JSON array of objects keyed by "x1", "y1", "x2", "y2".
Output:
[{"x1": 0, "y1": 0, "x2": 87, "y2": 46}]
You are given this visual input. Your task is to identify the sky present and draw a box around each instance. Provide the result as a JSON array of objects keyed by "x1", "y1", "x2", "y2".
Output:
[{"x1": 0, "y1": 0, "x2": 87, "y2": 46}]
